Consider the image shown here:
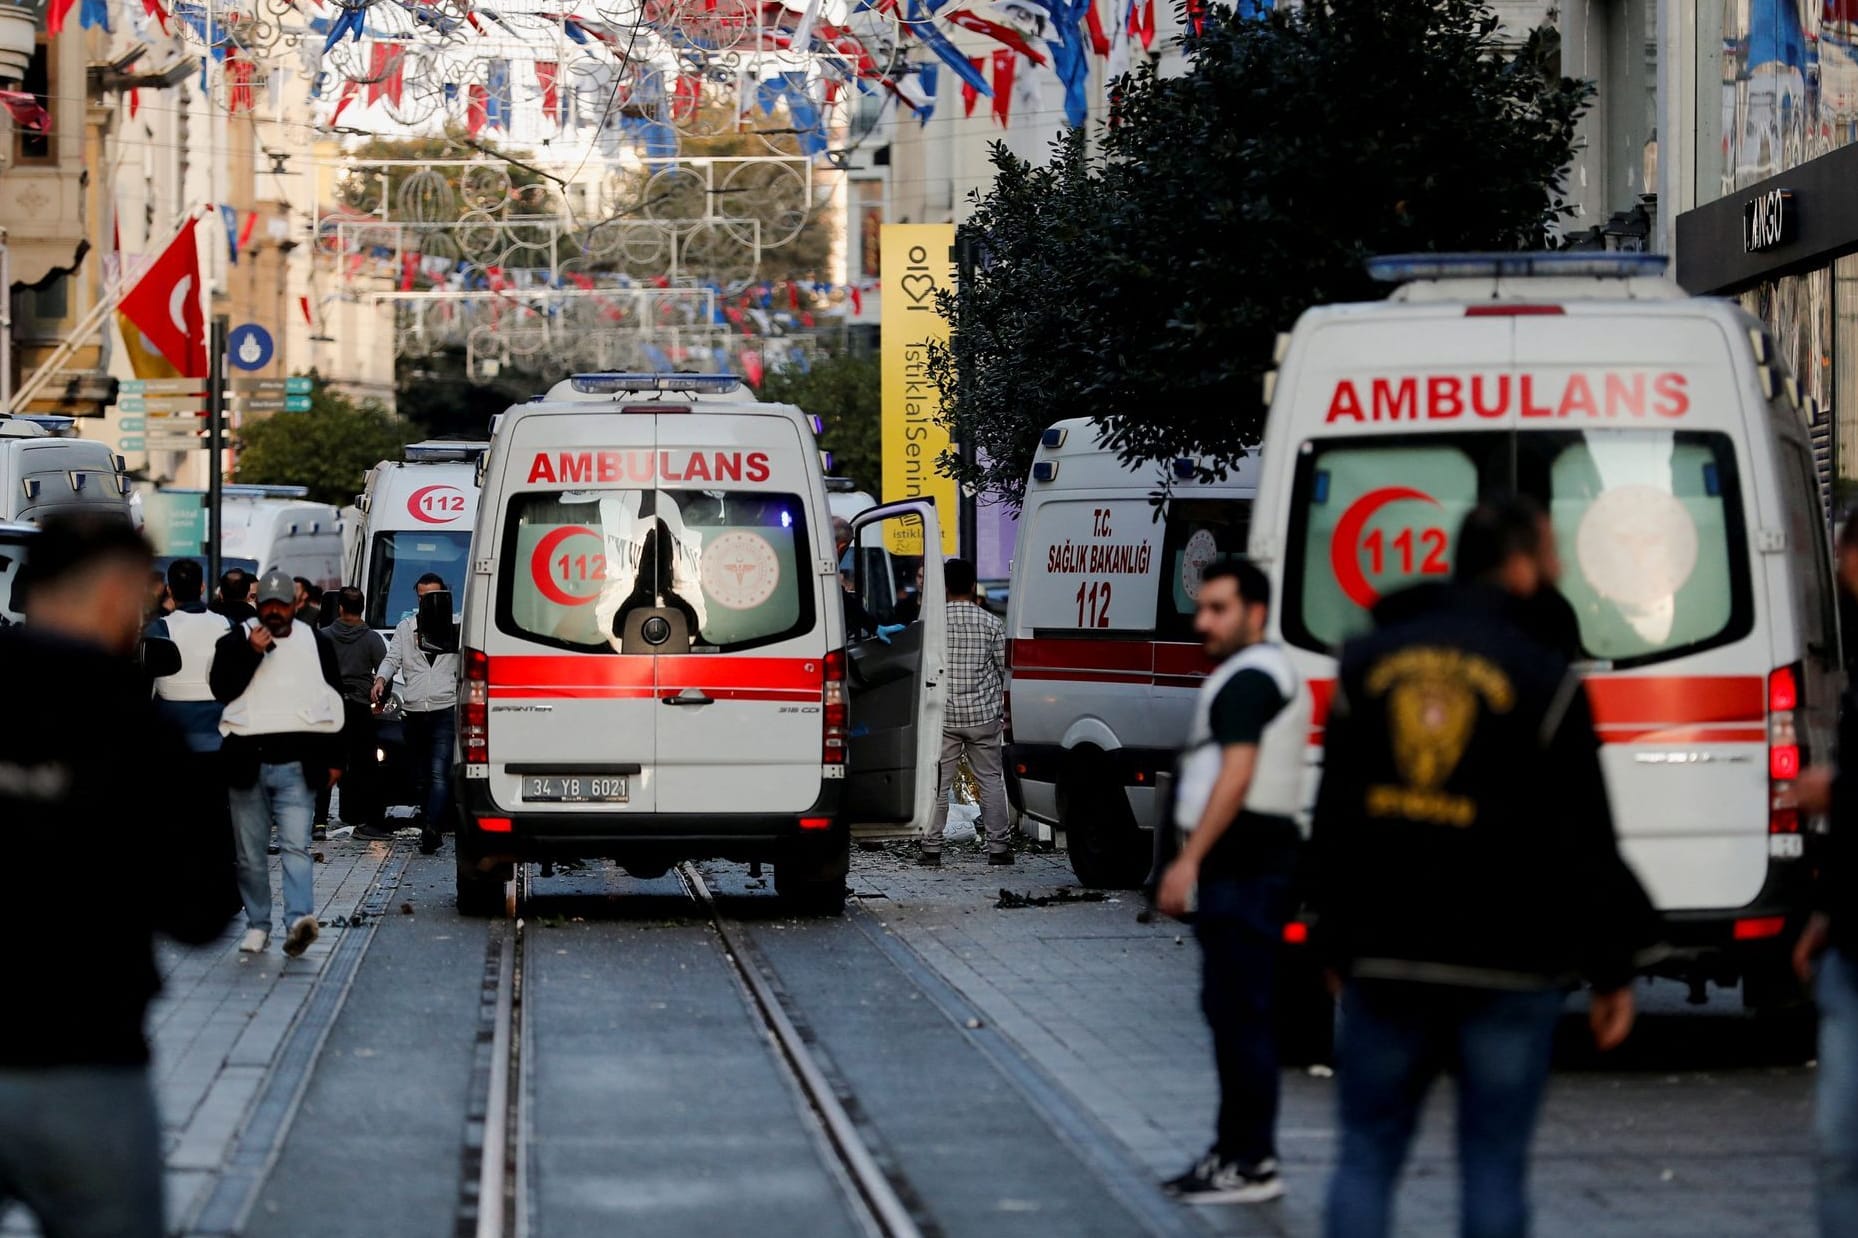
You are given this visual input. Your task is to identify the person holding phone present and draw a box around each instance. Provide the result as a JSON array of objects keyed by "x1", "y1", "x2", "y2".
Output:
[{"x1": 373, "y1": 573, "x2": 458, "y2": 855}]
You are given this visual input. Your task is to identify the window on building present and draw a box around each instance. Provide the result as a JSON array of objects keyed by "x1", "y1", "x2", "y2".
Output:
[
  {"x1": 12, "y1": 275, "x2": 68, "y2": 344},
  {"x1": 15, "y1": 41, "x2": 51, "y2": 164}
]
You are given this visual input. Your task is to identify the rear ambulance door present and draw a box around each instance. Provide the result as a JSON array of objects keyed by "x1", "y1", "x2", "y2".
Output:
[
  {"x1": 484, "y1": 414, "x2": 659, "y2": 815},
  {"x1": 842, "y1": 500, "x2": 946, "y2": 838},
  {"x1": 652, "y1": 413, "x2": 831, "y2": 817}
]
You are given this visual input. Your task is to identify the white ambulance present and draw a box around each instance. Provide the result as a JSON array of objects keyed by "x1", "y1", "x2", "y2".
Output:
[
  {"x1": 349, "y1": 441, "x2": 489, "y2": 632},
  {"x1": 1251, "y1": 252, "x2": 1838, "y2": 1010},
  {"x1": 1005, "y1": 422, "x2": 1260, "y2": 886},
  {"x1": 455, "y1": 373, "x2": 947, "y2": 914}
]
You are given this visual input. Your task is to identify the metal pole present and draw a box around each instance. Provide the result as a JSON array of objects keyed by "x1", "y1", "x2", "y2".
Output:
[
  {"x1": 1, "y1": 228, "x2": 13, "y2": 413},
  {"x1": 207, "y1": 314, "x2": 226, "y2": 589}
]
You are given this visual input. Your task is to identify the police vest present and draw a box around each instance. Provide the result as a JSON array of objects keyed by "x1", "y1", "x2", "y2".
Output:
[
  {"x1": 219, "y1": 620, "x2": 344, "y2": 738},
  {"x1": 1173, "y1": 642, "x2": 1309, "y2": 832},
  {"x1": 154, "y1": 608, "x2": 232, "y2": 703}
]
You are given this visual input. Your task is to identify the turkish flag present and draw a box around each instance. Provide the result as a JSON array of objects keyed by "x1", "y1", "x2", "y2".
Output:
[{"x1": 118, "y1": 217, "x2": 205, "y2": 376}]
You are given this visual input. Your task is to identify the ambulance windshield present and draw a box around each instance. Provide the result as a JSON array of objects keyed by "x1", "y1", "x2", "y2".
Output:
[
  {"x1": 498, "y1": 489, "x2": 815, "y2": 654},
  {"x1": 1283, "y1": 430, "x2": 1754, "y2": 668},
  {"x1": 367, "y1": 531, "x2": 471, "y2": 629}
]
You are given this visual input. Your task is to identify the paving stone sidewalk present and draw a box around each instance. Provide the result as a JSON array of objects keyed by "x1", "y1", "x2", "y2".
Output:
[
  {"x1": 1, "y1": 836, "x2": 402, "y2": 1238},
  {"x1": 849, "y1": 838, "x2": 1817, "y2": 1238}
]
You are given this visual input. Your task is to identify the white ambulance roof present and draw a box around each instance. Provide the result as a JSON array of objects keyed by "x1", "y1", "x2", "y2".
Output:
[{"x1": 1027, "y1": 417, "x2": 1260, "y2": 495}]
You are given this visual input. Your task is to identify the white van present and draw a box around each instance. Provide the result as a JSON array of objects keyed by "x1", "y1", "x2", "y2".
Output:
[
  {"x1": 148, "y1": 485, "x2": 344, "y2": 588},
  {"x1": 1251, "y1": 252, "x2": 1838, "y2": 1010},
  {"x1": 0, "y1": 420, "x2": 133, "y2": 523},
  {"x1": 1005, "y1": 419, "x2": 1260, "y2": 886},
  {"x1": 456, "y1": 373, "x2": 948, "y2": 914},
  {"x1": 349, "y1": 441, "x2": 488, "y2": 632}
]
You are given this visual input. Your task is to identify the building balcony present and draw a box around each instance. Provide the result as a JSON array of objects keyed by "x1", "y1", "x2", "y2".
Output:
[{"x1": 0, "y1": 4, "x2": 35, "y2": 85}]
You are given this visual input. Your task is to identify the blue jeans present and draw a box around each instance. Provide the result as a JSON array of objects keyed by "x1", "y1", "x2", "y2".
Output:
[
  {"x1": 0, "y1": 1065, "x2": 163, "y2": 1238},
  {"x1": 229, "y1": 761, "x2": 316, "y2": 933},
  {"x1": 1326, "y1": 980, "x2": 1564, "y2": 1238},
  {"x1": 1196, "y1": 873, "x2": 1294, "y2": 1164},
  {"x1": 404, "y1": 708, "x2": 456, "y2": 827},
  {"x1": 1818, "y1": 948, "x2": 1858, "y2": 1236}
]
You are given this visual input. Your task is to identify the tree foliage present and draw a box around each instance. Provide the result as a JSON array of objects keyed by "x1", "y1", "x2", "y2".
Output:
[
  {"x1": 234, "y1": 384, "x2": 411, "y2": 507},
  {"x1": 932, "y1": 0, "x2": 1593, "y2": 504},
  {"x1": 759, "y1": 352, "x2": 882, "y2": 491}
]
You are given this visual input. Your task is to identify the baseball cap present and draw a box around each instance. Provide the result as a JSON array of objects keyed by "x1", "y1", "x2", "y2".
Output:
[{"x1": 255, "y1": 569, "x2": 296, "y2": 606}]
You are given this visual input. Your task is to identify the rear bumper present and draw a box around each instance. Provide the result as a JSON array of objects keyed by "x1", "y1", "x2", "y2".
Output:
[
  {"x1": 454, "y1": 776, "x2": 844, "y2": 867},
  {"x1": 1008, "y1": 741, "x2": 1169, "y2": 824},
  {"x1": 1644, "y1": 853, "x2": 1817, "y2": 979}
]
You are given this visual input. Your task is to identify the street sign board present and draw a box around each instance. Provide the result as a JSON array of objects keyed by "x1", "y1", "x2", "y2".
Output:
[
  {"x1": 147, "y1": 438, "x2": 206, "y2": 452},
  {"x1": 121, "y1": 396, "x2": 208, "y2": 414},
  {"x1": 228, "y1": 375, "x2": 312, "y2": 394},
  {"x1": 228, "y1": 324, "x2": 275, "y2": 372},
  {"x1": 119, "y1": 435, "x2": 144, "y2": 451},
  {"x1": 119, "y1": 416, "x2": 145, "y2": 431},
  {"x1": 235, "y1": 395, "x2": 311, "y2": 413},
  {"x1": 120, "y1": 378, "x2": 208, "y2": 396}
]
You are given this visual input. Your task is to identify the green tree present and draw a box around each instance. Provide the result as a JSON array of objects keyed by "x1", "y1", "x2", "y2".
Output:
[
  {"x1": 932, "y1": 0, "x2": 1592, "y2": 504},
  {"x1": 234, "y1": 385, "x2": 411, "y2": 506},
  {"x1": 759, "y1": 352, "x2": 881, "y2": 491}
]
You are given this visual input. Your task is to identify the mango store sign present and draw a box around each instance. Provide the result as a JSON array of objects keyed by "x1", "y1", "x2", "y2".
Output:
[{"x1": 879, "y1": 223, "x2": 958, "y2": 557}]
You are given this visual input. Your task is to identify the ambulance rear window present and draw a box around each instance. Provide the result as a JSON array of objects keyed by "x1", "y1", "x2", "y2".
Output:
[
  {"x1": 497, "y1": 489, "x2": 815, "y2": 654},
  {"x1": 1284, "y1": 430, "x2": 1753, "y2": 668}
]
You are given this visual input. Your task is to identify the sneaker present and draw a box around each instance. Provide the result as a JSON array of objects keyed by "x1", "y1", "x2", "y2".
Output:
[
  {"x1": 282, "y1": 915, "x2": 319, "y2": 959},
  {"x1": 916, "y1": 849, "x2": 942, "y2": 867},
  {"x1": 988, "y1": 851, "x2": 1015, "y2": 866},
  {"x1": 354, "y1": 823, "x2": 398, "y2": 841},
  {"x1": 312, "y1": 824, "x2": 328, "y2": 842},
  {"x1": 1164, "y1": 1153, "x2": 1283, "y2": 1205},
  {"x1": 238, "y1": 928, "x2": 268, "y2": 954},
  {"x1": 419, "y1": 826, "x2": 442, "y2": 855}
]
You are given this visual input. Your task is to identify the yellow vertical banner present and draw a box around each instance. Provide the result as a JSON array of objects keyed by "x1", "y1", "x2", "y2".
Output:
[{"x1": 880, "y1": 223, "x2": 959, "y2": 556}]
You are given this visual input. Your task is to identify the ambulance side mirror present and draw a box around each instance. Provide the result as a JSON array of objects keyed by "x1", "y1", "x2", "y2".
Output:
[{"x1": 140, "y1": 635, "x2": 182, "y2": 679}]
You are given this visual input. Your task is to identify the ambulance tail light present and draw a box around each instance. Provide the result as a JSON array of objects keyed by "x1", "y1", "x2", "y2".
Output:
[
  {"x1": 463, "y1": 648, "x2": 491, "y2": 765},
  {"x1": 1769, "y1": 663, "x2": 1802, "y2": 836},
  {"x1": 823, "y1": 650, "x2": 847, "y2": 771}
]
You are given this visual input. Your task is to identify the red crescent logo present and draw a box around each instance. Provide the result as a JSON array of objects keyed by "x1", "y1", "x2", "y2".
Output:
[
  {"x1": 408, "y1": 484, "x2": 465, "y2": 525},
  {"x1": 530, "y1": 526, "x2": 602, "y2": 607},
  {"x1": 1329, "y1": 486, "x2": 1439, "y2": 609}
]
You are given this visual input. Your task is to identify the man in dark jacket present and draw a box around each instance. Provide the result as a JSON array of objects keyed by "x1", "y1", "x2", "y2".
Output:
[
  {"x1": 0, "y1": 515, "x2": 234, "y2": 1238},
  {"x1": 212, "y1": 569, "x2": 346, "y2": 958},
  {"x1": 1312, "y1": 496, "x2": 1651, "y2": 1238},
  {"x1": 213, "y1": 567, "x2": 256, "y2": 623},
  {"x1": 1795, "y1": 511, "x2": 1858, "y2": 1236},
  {"x1": 327, "y1": 586, "x2": 389, "y2": 837}
]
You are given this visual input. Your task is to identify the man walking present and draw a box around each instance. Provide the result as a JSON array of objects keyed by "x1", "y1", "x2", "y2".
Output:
[
  {"x1": 1156, "y1": 560, "x2": 1310, "y2": 1205},
  {"x1": 1794, "y1": 512, "x2": 1858, "y2": 1237},
  {"x1": 212, "y1": 569, "x2": 347, "y2": 958},
  {"x1": 0, "y1": 515, "x2": 233, "y2": 1238},
  {"x1": 327, "y1": 586, "x2": 388, "y2": 839},
  {"x1": 374, "y1": 572, "x2": 458, "y2": 855},
  {"x1": 1312, "y1": 497, "x2": 1651, "y2": 1238},
  {"x1": 921, "y1": 558, "x2": 1012, "y2": 866}
]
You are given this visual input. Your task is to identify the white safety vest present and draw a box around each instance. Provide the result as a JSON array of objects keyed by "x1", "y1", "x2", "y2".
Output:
[
  {"x1": 219, "y1": 619, "x2": 344, "y2": 738},
  {"x1": 1174, "y1": 642, "x2": 1310, "y2": 832},
  {"x1": 154, "y1": 608, "x2": 231, "y2": 703}
]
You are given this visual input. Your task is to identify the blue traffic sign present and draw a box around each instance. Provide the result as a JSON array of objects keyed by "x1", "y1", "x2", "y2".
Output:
[{"x1": 228, "y1": 323, "x2": 274, "y2": 372}]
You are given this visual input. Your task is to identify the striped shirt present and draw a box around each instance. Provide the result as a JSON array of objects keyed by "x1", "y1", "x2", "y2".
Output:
[{"x1": 944, "y1": 600, "x2": 1006, "y2": 729}]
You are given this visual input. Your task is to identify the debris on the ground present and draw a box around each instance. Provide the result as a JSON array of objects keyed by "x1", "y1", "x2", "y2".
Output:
[
  {"x1": 328, "y1": 825, "x2": 355, "y2": 838},
  {"x1": 312, "y1": 851, "x2": 326, "y2": 864},
  {"x1": 964, "y1": 1016, "x2": 984, "y2": 1030},
  {"x1": 399, "y1": 902, "x2": 414, "y2": 915},
  {"x1": 995, "y1": 887, "x2": 1108, "y2": 909}
]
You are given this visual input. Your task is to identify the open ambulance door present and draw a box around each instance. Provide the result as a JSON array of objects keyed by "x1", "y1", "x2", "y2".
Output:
[{"x1": 842, "y1": 500, "x2": 946, "y2": 840}]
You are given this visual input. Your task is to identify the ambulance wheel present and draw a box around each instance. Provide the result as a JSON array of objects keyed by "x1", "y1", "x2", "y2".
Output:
[
  {"x1": 775, "y1": 842, "x2": 849, "y2": 916},
  {"x1": 456, "y1": 854, "x2": 510, "y2": 918},
  {"x1": 1742, "y1": 960, "x2": 1808, "y2": 1014},
  {"x1": 1060, "y1": 762, "x2": 1146, "y2": 889}
]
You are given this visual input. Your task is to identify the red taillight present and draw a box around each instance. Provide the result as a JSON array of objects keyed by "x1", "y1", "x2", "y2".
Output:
[
  {"x1": 822, "y1": 650, "x2": 846, "y2": 770},
  {"x1": 1769, "y1": 663, "x2": 1803, "y2": 837},
  {"x1": 1282, "y1": 921, "x2": 1309, "y2": 945},
  {"x1": 799, "y1": 816, "x2": 831, "y2": 831},
  {"x1": 1733, "y1": 915, "x2": 1787, "y2": 941},
  {"x1": 463, "y1": 648, "x2": 490, "y2": 765},
  {"x1": 1463, "y1": 304, "x2": 1566, "y2": 316},
  {"x1": 478, "y1": 816, "x2": 512, "y2": 833}
]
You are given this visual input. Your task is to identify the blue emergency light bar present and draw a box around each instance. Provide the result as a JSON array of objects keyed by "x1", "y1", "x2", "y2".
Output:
[
  {"x1": 808, "y1": 415, "x2": 825, "y2": 435},
  {"x1": 404, "y1": 441, "x2": 490, "y2": 463},
  {"x1": 16, "y1": 414, "x2": 74, "y2": 435},
  {"x1": 569, "y1": 372, "x2": 742, "y2": 395},
  {"x1": 1366, "y1": 253, "x2": 1670, "y2": 283}
]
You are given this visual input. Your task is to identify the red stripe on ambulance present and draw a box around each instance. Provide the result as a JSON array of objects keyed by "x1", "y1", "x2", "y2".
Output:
[{"x1": 489, "y1": 654, "x2": 818, "y2": 702}]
